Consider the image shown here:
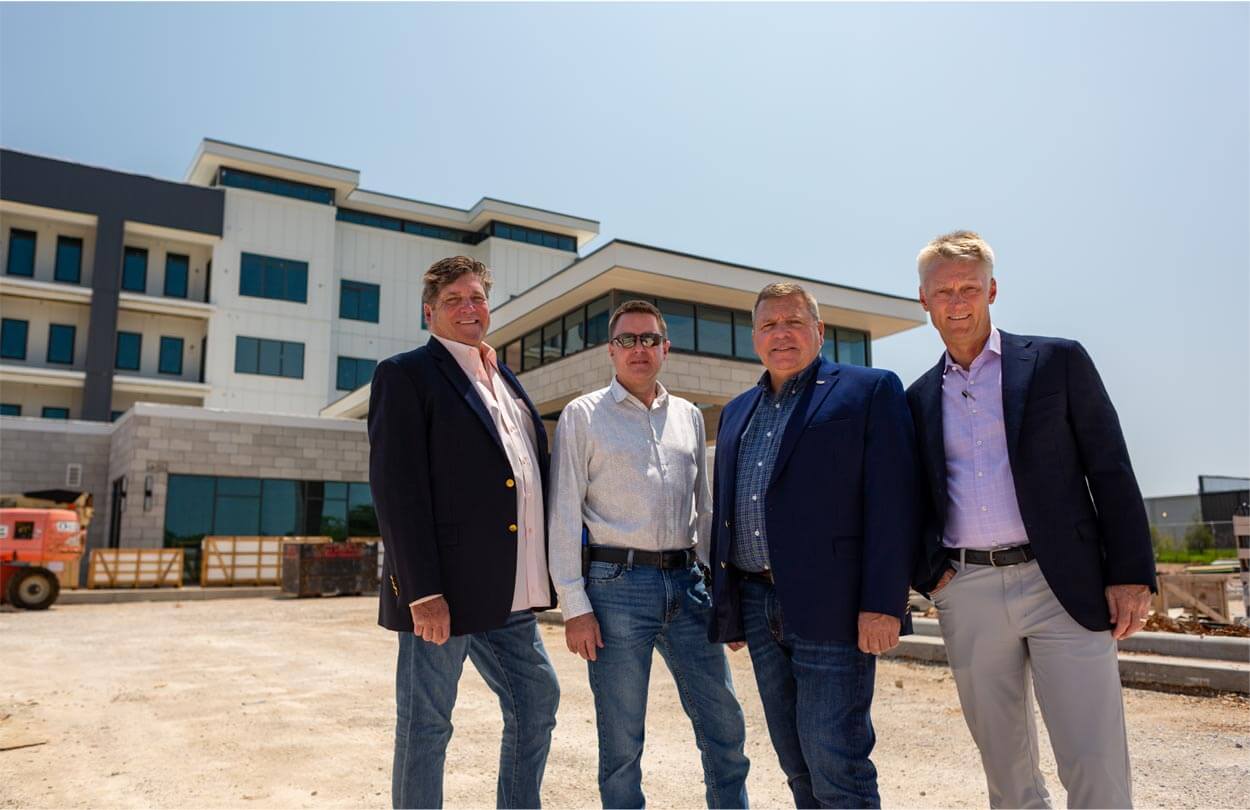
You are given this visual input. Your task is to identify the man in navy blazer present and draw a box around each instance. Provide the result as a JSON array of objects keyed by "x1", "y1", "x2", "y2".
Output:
[
  {"x1": 907, "y1": 231, "x2": 1155, "y2": 809},
  {"x1": 707, "y1": 282, "x2": 920, "y2": 809},
  {"x1": 368, "y1": 256, "x2": 559, "y2": 809}
]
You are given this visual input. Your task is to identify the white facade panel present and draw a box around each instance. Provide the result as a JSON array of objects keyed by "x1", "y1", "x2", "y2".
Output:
[{"x1": 483, "y1": 238, "x2": 576, "y2": 306}]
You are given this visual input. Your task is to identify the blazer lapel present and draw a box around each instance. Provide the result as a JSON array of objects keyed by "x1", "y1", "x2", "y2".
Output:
[
  {"x1": 999, "y1": 331, "x2": 1036, "y2": 466},
  {"x1": 769, "y1": 361, "x2": 840, "y2": 487},
  {"x1": 918, "y1": 357, "x2": 948, "y2": 514},
  {"x1": 428, "y1": 338, "x2": 506, "y2": 456}
]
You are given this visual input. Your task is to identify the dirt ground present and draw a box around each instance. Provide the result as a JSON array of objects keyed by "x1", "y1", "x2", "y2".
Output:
[{"x1": 1, "y1": 597, "x2": 1247, "y2": 809}]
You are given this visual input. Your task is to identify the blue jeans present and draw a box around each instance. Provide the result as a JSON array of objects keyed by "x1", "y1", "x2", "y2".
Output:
[
  {"x1": 585, "y1": 560, "x2": 750, "y2": 808},
  {"x1": 392, "y1": 610, "x2": 560, "y2": 809},
  {"x1": 740, "y1": 580, "x2": 879, "y2": 809}
]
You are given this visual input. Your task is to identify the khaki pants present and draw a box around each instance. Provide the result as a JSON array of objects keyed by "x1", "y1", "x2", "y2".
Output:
[{"x1": 934, "y1": 558, "x2": 1132, "y2": 809}]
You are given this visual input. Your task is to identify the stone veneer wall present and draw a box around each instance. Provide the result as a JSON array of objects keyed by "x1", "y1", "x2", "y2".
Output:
[
  {"x1": 0, "y1": 416, "x2": 113, "y2": 551},
  {"x1": 107, "y1": 403, "x2": 369, "y2": 549}
]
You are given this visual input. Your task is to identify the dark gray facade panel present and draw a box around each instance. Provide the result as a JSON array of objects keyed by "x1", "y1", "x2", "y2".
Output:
[
  {"x1": 0, "y1": 149, "x2": 224, "y2": 235},
  {"x1": 83, "y1": 214, "x2": 124, "y2": 421}
]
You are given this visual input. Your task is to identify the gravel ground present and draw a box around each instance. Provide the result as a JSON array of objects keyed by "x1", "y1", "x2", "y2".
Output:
[{"x1": 1, "y1": 596, "x2": 1247, "y2": 809}]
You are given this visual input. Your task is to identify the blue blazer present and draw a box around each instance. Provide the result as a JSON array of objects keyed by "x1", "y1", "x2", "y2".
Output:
[
  {"x1": 907, "y1": 331, "x2": 1157, "y2": 631},
  {"x1": 367, "y1": 337, "x2": 554, "y2": 636},
  {"x1": 707, "y1": 358, "x2": 921, "y2": 645}
]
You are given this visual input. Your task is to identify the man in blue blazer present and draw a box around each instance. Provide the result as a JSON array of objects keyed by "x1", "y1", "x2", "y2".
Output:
[
  {"x1": 908, "y1": 231, "x2": 1155, "y2": 809},
  {"x1": 368, "y1": 256, "x2": 559, "y2": 809},
  {"x1": 707, "y1": 282, "x2": 920, "y2": 809}
]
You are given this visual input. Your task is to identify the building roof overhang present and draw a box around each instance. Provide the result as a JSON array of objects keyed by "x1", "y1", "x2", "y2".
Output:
[{"x1": 486, "y1": 240, "x2": 926, "y2": 347}]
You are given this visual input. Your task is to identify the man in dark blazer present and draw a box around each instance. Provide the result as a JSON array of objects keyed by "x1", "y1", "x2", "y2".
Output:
[
  {"x1": 368, "y1": 256, "x2": 559, "y2": 809},
  {"x1": 707, "y1": 282, "x2": 920, "y2": 809},
  {"x1": 908, "y1": 231, "x2": 1155, "y2": 809}
]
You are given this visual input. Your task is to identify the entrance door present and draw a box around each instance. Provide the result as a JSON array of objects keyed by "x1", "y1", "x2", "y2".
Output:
[{"x1": 108, "y1": 476, "x2": 125, "y2": 548}]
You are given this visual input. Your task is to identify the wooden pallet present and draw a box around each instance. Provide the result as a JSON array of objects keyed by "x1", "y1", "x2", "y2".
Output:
[
  {"x1": 1153, "y1": 573, "x2": 1234, "y2": 624},
  {"x1": 88, "y1": 548, "x2": 184, "y2": 589},
  {"x1": 200, "y1": 536, "x2": 330, "y2": 586}
]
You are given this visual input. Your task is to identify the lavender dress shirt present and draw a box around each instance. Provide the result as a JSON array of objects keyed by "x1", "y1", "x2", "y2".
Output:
[{"x1": 940, "y1": 327, "x2": 1031, "y2": 550}]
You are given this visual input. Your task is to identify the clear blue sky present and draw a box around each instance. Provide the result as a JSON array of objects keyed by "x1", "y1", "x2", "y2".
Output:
[{"x1": 2, "y1": 2, "x2": 1246, "y2": 498}]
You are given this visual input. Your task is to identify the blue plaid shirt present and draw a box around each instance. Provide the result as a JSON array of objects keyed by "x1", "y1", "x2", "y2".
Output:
[{"x1": 731, "y1": 360, "x2": 819, "y2": 572}]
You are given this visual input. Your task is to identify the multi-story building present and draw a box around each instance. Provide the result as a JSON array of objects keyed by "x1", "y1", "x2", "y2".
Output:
[{"x1": 0, "y1": 139, "x2": 924, "y2": 575}]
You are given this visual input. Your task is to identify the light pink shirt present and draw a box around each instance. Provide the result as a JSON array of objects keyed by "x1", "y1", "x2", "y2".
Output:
[
  {"x1": 418, "y1": 335, "x2": 551, "y2": 612},
  {"x1": 940, "y1": 327, "x2": 1031, "y2": 550}
]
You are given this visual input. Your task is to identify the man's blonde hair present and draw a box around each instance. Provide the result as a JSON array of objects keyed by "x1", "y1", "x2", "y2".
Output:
[
  {"x1": 753, "y1": 282, "x2": 820, "y2": 325},
  {"x1": 916, "y1": 231, "x2": 995, "y2": 282},
  {"x1": 422, "y1": 256, "x2": 493, "y2": 307}
]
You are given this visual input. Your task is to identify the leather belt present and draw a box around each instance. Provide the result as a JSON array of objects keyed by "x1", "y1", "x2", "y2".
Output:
[
  {"x1": 586, "y1": 546, "x2": 695, "y2": 570},
  {"x1": 734, "y1": 567, "x2": 775, "y2": 586},
  {"x1": 946, "y1": 544, "x2": 1035, "y2": 567}
]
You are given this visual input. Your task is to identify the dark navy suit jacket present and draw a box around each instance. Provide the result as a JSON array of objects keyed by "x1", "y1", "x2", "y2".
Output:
[
  {"x1": 367, "y1": 337, "x2": 554, "y2": 636},
  {"x1": 707, "y1": 358, "x2": 921, "y2": 645},
  {"x1": 907, "y1": 331, "x2": 1156, "y2": 631}
]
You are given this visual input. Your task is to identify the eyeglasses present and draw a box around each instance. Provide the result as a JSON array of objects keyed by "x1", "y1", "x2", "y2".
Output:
[{"x1": 610, "y1": 332, "x2": 665, "y2": 349}]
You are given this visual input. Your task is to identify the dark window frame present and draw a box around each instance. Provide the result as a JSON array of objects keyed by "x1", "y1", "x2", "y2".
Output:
[
  {"x1": 336, "y1": 355, "x2": 377, "y2": 391},
  {"x1": 339, "y1": 280, "x2": 380, "y2": 323},
  {"x1": 54, "y1": 236, "x2": 83, "y2": 284},
  {"x1": 164, "y1": 253, "x2": 190, "y2": 299},
  {"x1": 0, "y1": 403, "x2": 21, "y2": 416},
  {"x1": 218, "y1": 167, "x2": 335, "y2": 205},
  {"x1": 239, "y1": 253, "x2": 308, "y2": 304},
  {"x1": 46, "y1": 323, "x2": 76, "y2": 365},
  {"x1": 1, "y1": 318, "x2": 29, "y2": 360},
  {"x1": 158, "y1": 336, "x2": 184, "y2": 376},
  {"x1": 41, "y1": 406, "x2": 69, "y2": 420},
  {"x1": 122, "y1": 246, "x2": 148, "y2": 293},
  {"x1": 234, "y1": 335, "x2": 305, "y2": 379},
  {"x1": 115, "y1": 331, "x2": 142, "y2": 371},
  {"x1": 5, "y1": 229, "x2": 36, "y2": 277}
]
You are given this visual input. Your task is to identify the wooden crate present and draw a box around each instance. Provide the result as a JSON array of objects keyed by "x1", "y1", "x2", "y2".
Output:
[
  {"x1": 1153, "y1": 573, "x2": 1234, "y2": 624},
  {"x1": 88, "y1": 549, "x2": 184, "y2": 589},
  {"x1": 200, "y1": 536, "x2": 330, "y2": 586}
]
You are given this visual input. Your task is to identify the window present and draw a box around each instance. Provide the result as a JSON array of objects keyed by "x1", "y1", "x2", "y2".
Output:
[
  {"x1": 219, "y1": 167, "x2": 334, "y2": 205},
  {"x1": 159, "y1": 336, "x2": 184, "y2": 375},
  {"x1": 110, "y1": 410, "x2": 124, "y2": 421},
  {"x1": 836, "y1": 328, "x2": 868, "y2": 366},
  {"x1": 541, "y1": 320, "x2": 562, "y2": 364},
  {"x1": 0, "y1": 404, "x2": 20, "y2": 416},
  {"x1": 235, "y1": 336, "x2": 304, "y2": 379},
  {"x1": 488, "y1": 222, "x2": 576, "y2": 252},
  {"x1": 41, "y1": 407, "x2": 69, "y2": 420},
  {"x1": 5, "y1": 229, "x2": 35, "y2": 277},
  {"x1": 46, "y1": 324, "x2": 75, "y2": 365},
  {"x1": 658, "y1": 299, "x2": 695, "y2": 351},
  {"x1": 54, "y1": 236, "x2": 82, "y2": 284},
  {"x1": 115, "y1": 332, "x2": 141, "y2": 371},
  {"x1": 733, "y1": 311, "x2": 756, "y2": 361},
  {"x1": 336, "y1": 356, "x2": 377, "y2": 391},
  {"x1": 122, "y1": 247, "x2": 148, "y2": 292},
  {"x1": 521, "y1": 331, "x2": 542, "y2": 372},
  {"x1": 1, "y1": 319, "x2": 28, "y2": 360},
  {"x1": 697, "y1": 306, "x2": 733, "y2": 357},
  {"x1": 239, "y1": 253, "x2": 308, "y2": 303},
  {"x1": 164, "y1": 253, "x2": 189, "y2": 298},
  {"x1": 821, "y1": 326, "x2": 838, "y2": 364},
  {"x1": 503, "y1": 341, "x2": 522, "y2": 370},
  {"x1": 340, "y1": 280, "x2": 380, "y2": 322},
  {"x1": 585, "y1": 296, "x2": 610, "y2": 347},
  {"x1": 563, "y1": 309, "x2": 585, "y2": 355},
  {"x1": 336, "y1": 208, "x2": 480, "y2": 245}
]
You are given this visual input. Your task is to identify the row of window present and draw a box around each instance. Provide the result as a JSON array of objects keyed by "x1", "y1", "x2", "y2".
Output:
[
  {"x1": 234, "y1": 336, "x2": 304, "y2": 379},
  {"x1": 218, "y1": 167, "x2": 335, "y2": 205},
  {"x1": 0, "y1": 403, "x2": 69, "y2": 419},
  {"x1": 237, "y1": 251, "x2": 381, "y2": 324},
  {"x1": 337, "y1": 207, "x2": 577, "y2": 252},
  {"x1": 4, "y1": 230, "x2": 191, "y2": 297},
  {"x1": 0, "y1": 318, "x2": 185, "y2": 374},
  {"x1": 497, "y1": 292, "x2": 871, "y2": 373}
]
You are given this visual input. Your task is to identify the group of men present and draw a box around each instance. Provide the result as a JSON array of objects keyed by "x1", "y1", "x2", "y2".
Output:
[{"x1": 367, "y1": 231, "x2": 1157, "y2": 810}]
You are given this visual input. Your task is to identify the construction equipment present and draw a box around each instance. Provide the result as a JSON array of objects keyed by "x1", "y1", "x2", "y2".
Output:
[{"x1": 0, "y1": 491, "x2": 92, "y2": 610}]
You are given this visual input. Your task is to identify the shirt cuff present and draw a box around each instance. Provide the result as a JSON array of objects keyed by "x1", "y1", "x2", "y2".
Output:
[
  {"x1": 409, "y1": 593, "x2": 442, "y2": 607},
  {"x1": 557, "y1": 587, "x2": 593, "y2": 621}
]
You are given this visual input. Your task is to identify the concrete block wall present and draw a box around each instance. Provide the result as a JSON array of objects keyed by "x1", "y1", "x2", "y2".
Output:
[
  {"x1": 0, "y1": 416, "x2": 112, "y2": 550},
  {"x1": 107, "y1": 403, "x2": 369, "y2": 549}
]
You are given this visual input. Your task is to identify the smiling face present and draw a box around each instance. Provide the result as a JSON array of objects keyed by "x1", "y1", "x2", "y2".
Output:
[
  {"x1": 752, "y1": 293, "x2": 824, "y2": 385},
  {"x1": 919, "y1": 259, "x2": 996, "y2": 358},
  {"x1": 608, "y1": 311, "x2": 669, "y2": 393},
  {"x1": 424, "y1": 273, "x2": 490, "y2": 346}
]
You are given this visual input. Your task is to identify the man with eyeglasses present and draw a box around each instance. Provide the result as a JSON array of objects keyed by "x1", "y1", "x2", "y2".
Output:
[
  {"x1": 369, "y1": 256, "x2": 559, "y2": 809},
  {"x1": 548, "y1": 299, "x2": 750, "y2": 809},
  {"x1": 706, "y1": 282, "x2": 920, "y2": 809}
]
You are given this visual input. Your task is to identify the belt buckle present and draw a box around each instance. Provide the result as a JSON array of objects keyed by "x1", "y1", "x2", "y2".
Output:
[{"x1": 989, "y1": 547, "x2": 1008, "y2": 567}]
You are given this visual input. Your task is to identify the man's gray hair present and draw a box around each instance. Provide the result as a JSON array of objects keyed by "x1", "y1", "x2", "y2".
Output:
[
  {"x1": 917, "y1": 230, "x2": 995, "y2": 283},
  {"x1": 753, "y1": 282, "x2": 820, "y2": 324}
]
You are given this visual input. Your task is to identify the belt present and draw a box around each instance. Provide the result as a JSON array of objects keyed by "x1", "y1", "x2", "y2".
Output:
[
  {"x1": 945, "y1": 544, "x2": 1035, "y2": 567},
  {"x1": 734, "y1": 567, "x2": 774, "y2": 586},
  {"x1": 585, "y1": 546, "x2": 695, "y2": 570}
]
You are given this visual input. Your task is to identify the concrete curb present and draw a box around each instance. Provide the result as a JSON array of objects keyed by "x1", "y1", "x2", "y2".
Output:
[{"x1": 57, "y1": 586, "x2": 282, "y2": 605}]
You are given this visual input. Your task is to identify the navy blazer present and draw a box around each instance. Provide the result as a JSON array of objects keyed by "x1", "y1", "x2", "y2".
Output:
[
  {"x1": 907, "y1": 331, "x2": 1157, "y2": 631},
  {"x1": 707, "y1": 358, "x2": 921, "y2": 645},
  {"x1": 367, "y1": 337, "x2": 554, "y2": 636}
]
